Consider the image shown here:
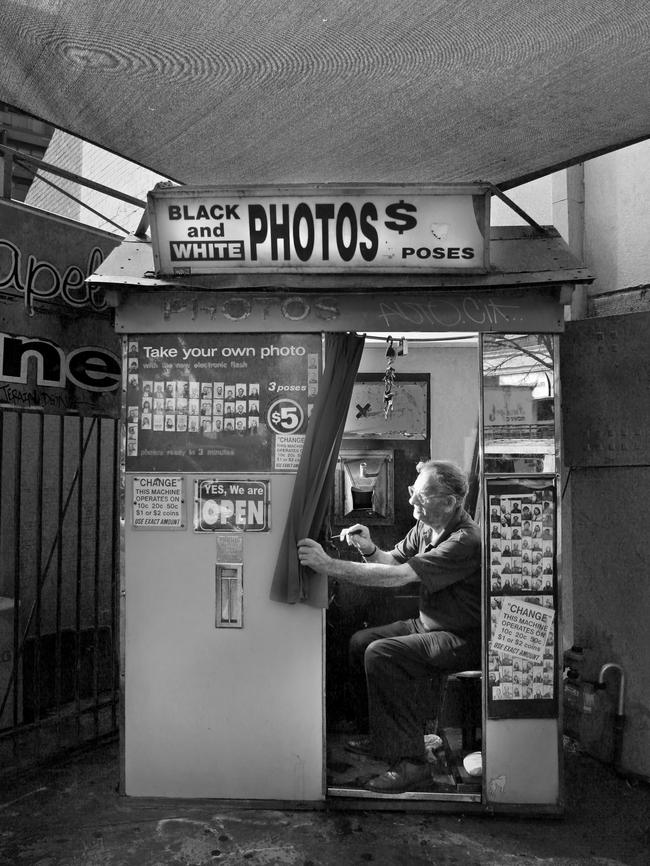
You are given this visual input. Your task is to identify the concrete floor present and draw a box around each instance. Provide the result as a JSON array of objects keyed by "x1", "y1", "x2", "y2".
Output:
[{"x1": 1, "y1": 739, "x2": 649, "y2": 866}]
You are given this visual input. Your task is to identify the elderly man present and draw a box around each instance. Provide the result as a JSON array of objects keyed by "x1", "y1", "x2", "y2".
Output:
[{"x1": 298, "y1": 459, "x2": 481, "y2": 794}]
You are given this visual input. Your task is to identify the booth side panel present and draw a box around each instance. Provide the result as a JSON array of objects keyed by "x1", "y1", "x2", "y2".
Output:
[
  {"x1": 484, "y1": 718, "x2": 560, "y2": 806},
  {"x1": 123, "y1": 473, "x2": 324, "y2": 800}
]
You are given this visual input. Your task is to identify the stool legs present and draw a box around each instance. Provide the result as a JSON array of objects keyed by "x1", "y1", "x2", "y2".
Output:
[{"x1": 437, "y1": 672, "x2": 482, "y2": 752}]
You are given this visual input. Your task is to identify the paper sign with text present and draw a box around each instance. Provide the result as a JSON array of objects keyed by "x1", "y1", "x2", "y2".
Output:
[
  {"x1": 131, "y1": 476, "x2": 185, "y2": 529},
  {"x1": 194, "y1": 478, "x2": 270, "y2": 532},
  {"x1": 491, "y1": 599, "x2": 555, "y2": 662}
]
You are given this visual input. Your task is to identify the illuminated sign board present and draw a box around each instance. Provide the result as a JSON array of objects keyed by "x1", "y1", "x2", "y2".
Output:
[{"x1": 148, "y1": 184, "x2": 490, "y2": 275}]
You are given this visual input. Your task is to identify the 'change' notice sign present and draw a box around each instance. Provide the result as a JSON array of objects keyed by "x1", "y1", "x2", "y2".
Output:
[{"x1": 491, "y1": 599, "x2": 555, "y2": 662}]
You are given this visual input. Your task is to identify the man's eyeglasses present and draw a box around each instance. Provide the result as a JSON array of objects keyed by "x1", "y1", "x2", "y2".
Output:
[{"x1": 408, "y1": 485, "x2": 448, "y2": 504}]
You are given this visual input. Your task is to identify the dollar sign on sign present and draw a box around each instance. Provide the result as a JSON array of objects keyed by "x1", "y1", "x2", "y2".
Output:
[{"x1": 384, "y1": 199, "x2": 418, "y2": 234}]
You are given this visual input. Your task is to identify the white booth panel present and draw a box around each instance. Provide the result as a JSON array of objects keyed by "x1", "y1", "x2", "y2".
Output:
[
  {"x1": 124, "y1": 473, "x2": 324, "y2": 800},
  {"x1": 484, "y1": 718, "x2": 560, "y2": 806}
]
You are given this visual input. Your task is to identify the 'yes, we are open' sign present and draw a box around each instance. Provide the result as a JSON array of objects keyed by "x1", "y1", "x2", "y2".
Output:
[{"x1": 194, "y1": 479, "x2": 270, "y2": 532}]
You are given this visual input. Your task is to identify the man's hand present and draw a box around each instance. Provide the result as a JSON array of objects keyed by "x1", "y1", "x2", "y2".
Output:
[
  {"x1": 339, "y1": 523, "x2": 374, "y2": 555},
  {"x1": 297, "y1": 538, "x2": 332, "y2": 572},
  {"x1": 298, "y1": 536, "x2": 417, "y2": 588}
]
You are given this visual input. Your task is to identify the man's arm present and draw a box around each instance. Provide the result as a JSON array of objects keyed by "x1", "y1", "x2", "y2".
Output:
[{"x1": 297, "y1": 538, "x2": 418, "y2": 588}]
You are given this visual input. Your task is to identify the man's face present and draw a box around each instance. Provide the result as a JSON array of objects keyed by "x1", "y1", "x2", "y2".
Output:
[{"x1": 408, "y1": 474, "x2": 454, "y2": 529}]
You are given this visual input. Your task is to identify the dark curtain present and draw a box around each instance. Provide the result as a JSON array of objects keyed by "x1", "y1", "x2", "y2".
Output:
[{"x1": 270, "y1": 331, "x2": 365, "y2": 607}]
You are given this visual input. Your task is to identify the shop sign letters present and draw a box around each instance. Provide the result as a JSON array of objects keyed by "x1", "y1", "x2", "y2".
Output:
[
  {"x1": 0, "y1": 238, "x2": 107, "y2": 311},
  {"x1": 0, "y1": 332, "x2": 121, "y2": 392},
  {"x1": 148, "y1": 184, "x2": 489, "y2": 275}
]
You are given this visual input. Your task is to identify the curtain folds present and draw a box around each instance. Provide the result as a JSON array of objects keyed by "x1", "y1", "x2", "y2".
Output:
[{"x1": 270, "y1": 331, "x2": 365, "y2": 607}]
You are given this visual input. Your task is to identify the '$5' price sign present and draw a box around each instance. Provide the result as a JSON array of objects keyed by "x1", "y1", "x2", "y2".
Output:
[{"x1": 267, "y1": 398, "x2": 305, "y2": 435}]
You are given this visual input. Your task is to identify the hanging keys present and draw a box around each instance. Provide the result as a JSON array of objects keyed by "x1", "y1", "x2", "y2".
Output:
[{"x1": 383, "y1": 336, "x2": 396, "y2": 418}]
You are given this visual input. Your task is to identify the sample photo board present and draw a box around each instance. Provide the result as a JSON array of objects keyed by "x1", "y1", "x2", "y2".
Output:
[{"x1": 124, "y1": 333, "x2": 322, "y2": 472}]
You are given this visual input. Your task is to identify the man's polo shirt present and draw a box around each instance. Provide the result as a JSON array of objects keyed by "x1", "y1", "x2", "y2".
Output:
[{"x1": 390, "y1": 507, "x2": 481, "y2": 633}]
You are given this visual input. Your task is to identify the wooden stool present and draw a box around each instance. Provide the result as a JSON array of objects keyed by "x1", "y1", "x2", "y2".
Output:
[{"x1": 438, "y1": 670, "x2": 482, "y2": 752}]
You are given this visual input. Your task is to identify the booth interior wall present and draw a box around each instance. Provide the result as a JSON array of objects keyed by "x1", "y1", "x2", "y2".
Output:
[{"x1": 357, "y1": 345, "x2": 479, "y2": 471}]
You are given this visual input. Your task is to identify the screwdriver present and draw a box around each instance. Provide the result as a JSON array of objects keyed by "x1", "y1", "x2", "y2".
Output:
[{"x1": 329, "y1": 529, "x2": 363, "y2": 540}]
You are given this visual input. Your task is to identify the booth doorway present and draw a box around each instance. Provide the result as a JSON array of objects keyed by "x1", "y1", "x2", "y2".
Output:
[
  {"x1": 324, "y1": 332, "x2": 482, "y2": 802},
  {"x1": 324, "y1": 330, "x2": 559, "y2": 804}
]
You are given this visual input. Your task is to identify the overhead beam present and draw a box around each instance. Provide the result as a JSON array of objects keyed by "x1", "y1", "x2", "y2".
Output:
[{"x1": 0, "y1": 141, "x2": 147, "y2": 209}]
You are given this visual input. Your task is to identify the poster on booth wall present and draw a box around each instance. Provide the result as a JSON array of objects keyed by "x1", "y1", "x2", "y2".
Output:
[
  {"x1": 124, "y1": 333, "x2": 321, "y2": 472},
  {"x1": 491, "y1": 596, "x2": 555, "y2": 661},
  {"x1": 486, "y1": 477, "x2": 558, "y2": 718},
  {"x1": 488, "y1": 485, "x2": 556, "y2": 595},
  {"x1": 488, "y1": 596, "x2": 556, "y2": 704}
]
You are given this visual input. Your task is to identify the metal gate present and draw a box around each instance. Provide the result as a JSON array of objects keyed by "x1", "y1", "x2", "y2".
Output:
[{"x1": 0, "y1": 408, "x2": 120, "y2": 774}]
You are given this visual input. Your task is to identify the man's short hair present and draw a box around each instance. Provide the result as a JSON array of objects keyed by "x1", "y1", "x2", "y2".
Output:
[{"x1": 417, "y1": 459, "x2": 468, "y2": 504}]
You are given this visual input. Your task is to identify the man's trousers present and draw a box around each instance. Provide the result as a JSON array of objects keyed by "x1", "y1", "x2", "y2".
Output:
[{"x1": 349, "y1": 619, "x2": 481, "y2": 763}]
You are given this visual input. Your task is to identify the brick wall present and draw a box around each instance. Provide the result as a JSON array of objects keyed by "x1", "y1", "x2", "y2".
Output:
[{"x1": 25, "y1": 130, "x2": 168, "y2": 234}]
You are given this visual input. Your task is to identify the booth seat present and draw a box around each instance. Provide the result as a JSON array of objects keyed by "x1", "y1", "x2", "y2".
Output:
[{"x1": 437, "y1": 669, "x2": 482, "y2": 752}]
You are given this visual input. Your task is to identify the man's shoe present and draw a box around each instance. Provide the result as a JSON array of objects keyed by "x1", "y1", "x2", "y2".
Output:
[
  {"x1": 345, "y1": 736, "x2": 374, "y2": 756},
  {"x1": 365, "y1": 759, "x2": 433, "y2": 794}
]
